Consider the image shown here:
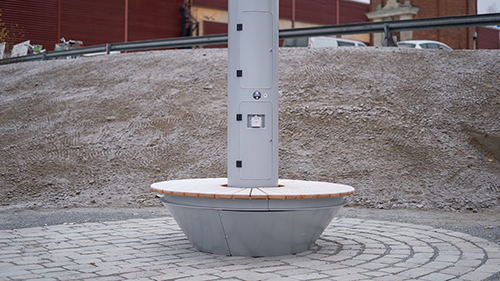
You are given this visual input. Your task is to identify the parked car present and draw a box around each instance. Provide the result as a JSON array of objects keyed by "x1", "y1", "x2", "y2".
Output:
[
  {"x1": 397, "y1": 40, "x2": 452, "y2": 50},
  {"x1": 284, "y1": 36, "x2": 367, "y2": 48}
]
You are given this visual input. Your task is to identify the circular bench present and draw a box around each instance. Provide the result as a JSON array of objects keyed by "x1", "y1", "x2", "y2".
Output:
[{"x1": 151, "y1": 178, "x2": 354, "y2": 256}]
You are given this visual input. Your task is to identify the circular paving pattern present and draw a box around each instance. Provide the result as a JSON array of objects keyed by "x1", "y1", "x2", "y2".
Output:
[{"x1": 0, "y1": 216, "x2": 499, "y2": 280}]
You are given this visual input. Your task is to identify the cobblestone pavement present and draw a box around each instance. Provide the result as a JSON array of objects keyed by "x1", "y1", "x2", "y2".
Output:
[{"x1": 1, "y1": 216, "x2": 499, "y2": 281}]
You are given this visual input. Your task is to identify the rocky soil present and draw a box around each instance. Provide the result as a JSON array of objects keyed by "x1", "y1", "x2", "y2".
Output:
[{"x1": 0, "y1": 47, "x2": 499, "y2": 212}]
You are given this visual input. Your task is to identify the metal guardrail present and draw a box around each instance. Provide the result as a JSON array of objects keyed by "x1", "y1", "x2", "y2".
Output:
[
  {"x1": 279, "y1": 13, "x2": 500, "y2": 39},
  {"x1": 0, "y1": 34, "x2": 228, "y2": 64},
  {"x1": 1, "y1": 13, "x2": 499, "y2": 64}
]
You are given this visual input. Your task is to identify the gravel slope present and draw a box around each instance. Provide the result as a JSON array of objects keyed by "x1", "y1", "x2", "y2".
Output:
[{"x1": 0, "y1": 47, "x2": 499, "y2": 212}]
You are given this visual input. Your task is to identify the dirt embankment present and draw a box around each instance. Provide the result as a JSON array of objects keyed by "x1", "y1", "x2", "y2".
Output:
[{"x1": 0, "y1": 47, "x2": 499, "y2": 212}]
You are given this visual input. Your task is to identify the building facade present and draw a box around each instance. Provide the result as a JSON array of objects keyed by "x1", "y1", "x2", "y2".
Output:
[
  {"x1": 0, "y1": 0, "x2": 369, "y2": 53},
  {"x1": 193, "y1": 0, "x2": 370, "y2": 44},
  {"x1": 1, "y1": 0, "x2": 493, "y2": 53},
  {"x1": 0, "y1": 0, "x2": 185, "y2": 52},
  {"x1": 367, "y1": 0, "x2": 478, "y2": 49}
]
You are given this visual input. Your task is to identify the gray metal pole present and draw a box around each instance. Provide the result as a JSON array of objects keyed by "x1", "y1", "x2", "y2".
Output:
[{"x1": 227, "y1": 0, "x2": 279, "y2": 188}]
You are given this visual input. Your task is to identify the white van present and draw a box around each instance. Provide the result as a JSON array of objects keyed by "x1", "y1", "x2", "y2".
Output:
[{"x1": 283, "y1": 36, "x2": 367, "y2": 48}]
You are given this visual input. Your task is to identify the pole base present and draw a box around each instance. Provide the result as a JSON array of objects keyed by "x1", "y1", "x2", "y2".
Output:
[{"x1": 152, "y1": 178, "x2": 354, "y2": 257}]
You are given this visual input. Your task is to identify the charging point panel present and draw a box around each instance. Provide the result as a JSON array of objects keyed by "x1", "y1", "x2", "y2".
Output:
[{"x1": 239, "y1": 102, "x2": 272, "y2": 180}]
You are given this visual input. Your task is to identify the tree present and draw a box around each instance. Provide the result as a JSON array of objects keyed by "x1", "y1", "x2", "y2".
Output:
[
  {"x1": 0, "y1": 9, "x2": 26, "y2": 53},
  {"x1": 0, "y1": 10, "x2": 7, "y2": 43},
  {"x1": 487, "y1": 4, "x2": 498, "y2": 14}
]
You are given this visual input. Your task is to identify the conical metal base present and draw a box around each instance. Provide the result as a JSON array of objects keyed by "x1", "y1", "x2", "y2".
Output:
[{"x1": 153, "y1": 178, "x2": 354, "y2": 257}]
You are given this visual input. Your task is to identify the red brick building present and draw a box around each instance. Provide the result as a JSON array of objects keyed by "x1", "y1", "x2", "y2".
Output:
[
  {"x1": 0, "y1": 0, "x2": 185, "y2": 53},
  {"x1": 368, "y1": 0, "x2": 478, "y2": 49},
  {"x1": 0, "y1": 0, "x2": 369, "y2": 53},
  {"x1": 193, "y1": 0, "x2": 371, "y2": 47},
  {"x1": 477, "y1": 26, "x2": 500, "y2": 49},
  {"x1": 1, "y1": 0, "x2": 494, "y2": 53}
]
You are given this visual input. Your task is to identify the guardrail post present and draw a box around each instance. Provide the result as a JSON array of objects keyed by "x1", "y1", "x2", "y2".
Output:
[
  {"x1": 383, "y1": 23, "x2": 397, "y2": 47},
  {"x1": 384, "y1": 23, "x2": 390, "y2": 46}
]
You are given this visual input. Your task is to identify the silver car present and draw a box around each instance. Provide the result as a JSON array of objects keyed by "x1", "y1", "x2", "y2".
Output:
[
  {"x1": 397, "y1": 40, "x2": 452, "y2": 50},
  {"x1": 284, "y1": 36, "x2": 367, "y2": 48}
]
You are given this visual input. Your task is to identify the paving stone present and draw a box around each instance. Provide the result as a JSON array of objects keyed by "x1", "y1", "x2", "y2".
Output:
[
  {"x1": 175, "y1": 275, "x2": 220, "y2": 281},
  {"x1": 363, "y1": 248, "x2": 387, "y2": 255},
  {"x1": 273, "y1": 268, "x2": 316, "y2": 276},
  {"x1": 475, "y1": 259, "x2": 500, "y2": 273},
  {"x1": 216, "y1": 269, "x2": 282, "y2": 280},
  {"x1": 88, "y1": 276, "x2": 125, "y2": 281},
  {"x1": 372, "y1": 257, "x2": 403, "y2": 266},
  {"x1": 57, "y1": 272, "x2": 99, "y2": 280},
  {"x1": 31, "y1": 267, "x2": 67, "y2": 275},
  {"x1": 321, "y1": 267, "x2": 368, "y2": 276},
  {"x1": 0, "y1": 217, "x2": 499, "y2": 280},
  {"x1": 389, "y1": 249, "x2": 412, "y2": 255},
  {"x1": 353, "y1": 254, "x2": 381, "y2": 261},
  {"x1": 289, "y1": 272, "x2": 331, "y2": 280},
  {"x1": 440, "y1": 266, "x2": 475, "y2": 276},
  {"x1": 398, "y1": 267, "x2": 437, "y2": 279},
  {"x1": 459, "y1": 270, "x2": 495, "y2": 281},
  {"x1": 362, "y1": 270, "x2": 390, "y2": 277},
  {"x1": 379, "y1": 266, "x2": 413, "y2": 274},
  {"x1": 40, "y1": 270, "x2": 84, "y2": 279},
  {"x1": 357, "y1": 262, "x2": 390, "y2": 270},
  {"x1": 40, "y1": 261, "x2": 75, "y2": 268},
  {"x1": 253, "y1": 265, "x2": 296, "y2": 273},
  {"x1": 335, "y1": 259, "x2": 366, "y2": 266},
  {"x1": 62, "y1": 263, "x2": 102, "y2": 273},
  {"x1": 9, "y1": 273, "x2": 43, "y2": 280},
  {"x1": 120, "y1": 270, "x2": 163, "y2": 279},
  {"x1": 336, "y1": 273, "x2": 373, "y2": 280},
  {"x1": 151, "y1": 272, "x2": 191, "y2": 281},
  {"x1": 423, "y1": 261, "x2": 454, "y2": 269},
  {"x1": 405, "y1": 257, "x2": 432, "y2": 265},
  {"x1": 421, "y1": 272, "x2": 458, "y2": 281},
  {"x1": 23, "y1": 278, "x2": 58, "y2": 281},
  {"x1": 434, "y1": 254, "x2": 461, "y2": 263},
  {"x1": 369, "y1": 275, "x2": 409, "y2": 281},
  {"x1": 95, "y1": 267, "x2": 142, "y2": 276}
]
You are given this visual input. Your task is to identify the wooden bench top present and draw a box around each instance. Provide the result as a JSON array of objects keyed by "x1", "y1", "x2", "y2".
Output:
[{"x1": 151, "y1": 178, "x2": 354, "y2": 200}]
